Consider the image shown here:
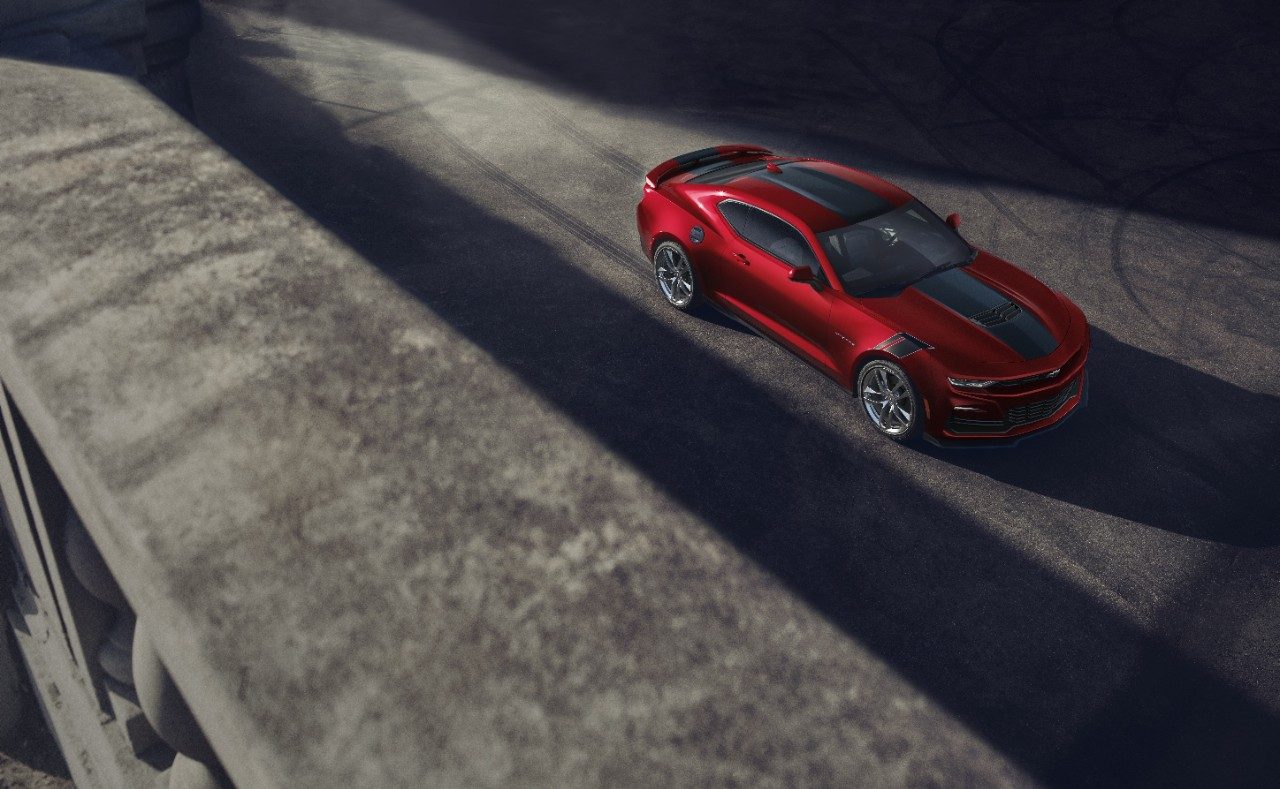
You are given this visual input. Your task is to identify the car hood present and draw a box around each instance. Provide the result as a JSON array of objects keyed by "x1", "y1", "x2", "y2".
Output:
[{"x1": 856, "y1": 251, "x2": 1072, "y2": 367}]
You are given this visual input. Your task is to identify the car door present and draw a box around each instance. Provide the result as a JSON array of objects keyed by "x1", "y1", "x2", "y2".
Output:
[{"x1": 716, "y1": 199, "x2": 837, "y2": 374}]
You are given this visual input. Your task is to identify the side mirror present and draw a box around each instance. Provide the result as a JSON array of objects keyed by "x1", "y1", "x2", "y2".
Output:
[
  {"x1": 788, "y1": 265, "x2": 815, "y2": 283},
  {"x1": 945, "y1": 212, "x2": 962, "y2": 229}
]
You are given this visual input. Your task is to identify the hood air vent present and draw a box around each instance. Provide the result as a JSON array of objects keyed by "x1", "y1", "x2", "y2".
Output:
[{"x1": 970, "y1": 301, "x2": 1022, "y2": 327}]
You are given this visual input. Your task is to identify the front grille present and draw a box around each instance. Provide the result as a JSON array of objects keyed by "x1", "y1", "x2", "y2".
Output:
[
  {"x1": 946, "y1": 418, "x2": 1007, "y2": 434},
  {"x1": 990, "y1": 367, "x2": 1062, "y2": 389},
  {"x1": 971, "y1": 301, "x2": 1021, "y2": 327},
  {"x1": 1007, "y1": 378, "x2": 1079, "y2": 426},
  {"x1": 947, "y1": 377, "x2": 1081, "y2": 435}
]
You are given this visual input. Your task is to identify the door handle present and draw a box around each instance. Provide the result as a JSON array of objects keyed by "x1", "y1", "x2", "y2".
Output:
[{"x1": 734, "y1": 252, "x2": 750, "y2": 265}]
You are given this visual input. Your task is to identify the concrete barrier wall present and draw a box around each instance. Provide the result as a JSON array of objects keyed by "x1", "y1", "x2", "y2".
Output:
[
  {"x1": 0, "y1": 0, "x2": 200, "y2": 112},
  {"x1": 0, "y1": 57, "x2": 381, "y2": 787}
]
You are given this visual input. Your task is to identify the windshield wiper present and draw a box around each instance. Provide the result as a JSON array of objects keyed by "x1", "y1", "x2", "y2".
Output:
[
  {"x1": 895, "y1": 255, "x2": 973, "y2": 291},
  {"x1": 854, "y1": 248, "x2": 978, "y2": 297}
]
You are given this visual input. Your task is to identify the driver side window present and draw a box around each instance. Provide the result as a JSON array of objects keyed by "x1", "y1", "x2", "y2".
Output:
[{"x1": 718, "y1": 200, "x2": 823, "y2": 277}]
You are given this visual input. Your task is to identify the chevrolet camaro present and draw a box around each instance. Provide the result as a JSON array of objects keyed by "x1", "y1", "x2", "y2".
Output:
[{"x1": 636, "y1": 145, "x2": 1090, "y2": 444}]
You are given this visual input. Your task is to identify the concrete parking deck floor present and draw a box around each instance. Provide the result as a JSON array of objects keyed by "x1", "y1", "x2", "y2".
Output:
[
  {"x1": 182, "y1": 0, "x2": 1280, "y2": 784},
  {"x1": 185, "y1": 1, "x2": 1280, "y2": 784},
  {"x1": 2, "y1": 0, "x2": 1277, "y2": 785}
]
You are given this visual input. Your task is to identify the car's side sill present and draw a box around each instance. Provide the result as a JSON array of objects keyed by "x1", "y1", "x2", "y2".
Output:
[{"x1": 701, "y1": 295, "x2": 849, "y2": 392}]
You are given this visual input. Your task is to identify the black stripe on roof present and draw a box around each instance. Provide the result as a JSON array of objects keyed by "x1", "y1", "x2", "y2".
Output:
[{"x1": 749, "y1": 163, "x2": 891, "y2": 223}]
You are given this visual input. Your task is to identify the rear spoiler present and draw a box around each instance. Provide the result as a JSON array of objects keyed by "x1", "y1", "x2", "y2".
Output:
[{"x1": 644, "y1": 144, "x2": 774, "y2": 189}]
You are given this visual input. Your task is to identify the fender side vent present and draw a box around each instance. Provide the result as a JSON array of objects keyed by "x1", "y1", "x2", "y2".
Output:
[{"x1": 875, "y1": 333, "x2": 931, "y2": 358}]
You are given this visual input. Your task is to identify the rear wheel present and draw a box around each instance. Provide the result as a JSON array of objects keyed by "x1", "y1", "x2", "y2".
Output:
[
  {"x1": 857, "y1": 360, "x2": 922, "y2": 442},
  {"x1": 653, "y1": 240, "x2": 699, "y2": 311}
]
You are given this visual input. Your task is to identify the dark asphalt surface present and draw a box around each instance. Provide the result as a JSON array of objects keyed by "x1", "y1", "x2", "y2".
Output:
[{"x1": 185, "y1": 0, "x2": 1280, "y2": 784}]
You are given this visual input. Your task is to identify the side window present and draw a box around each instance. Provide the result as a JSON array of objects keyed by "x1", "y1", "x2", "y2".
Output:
[{"x1": 718, "y1": 201, "x2": 822, "y2": 276}]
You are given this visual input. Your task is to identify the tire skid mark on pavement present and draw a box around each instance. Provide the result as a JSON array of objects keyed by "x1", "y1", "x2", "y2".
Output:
[
  {"x1": 932, "y1": 10, "x2": 1123, "y2": 193},
  {"x1": 273, "y1": 6, "x2": 651, "y2": 282},
  {"x1": 817, "y1": 28, "x2": 1037, "y2": 240},
  {"x1": 932, "y1": 5, "x2": 1280, "y2": 329},
  {"x1": 1108, "y1": 147, "x2": 1280, "y2": 325},
  {"x1": 529, "y1": 101, "x2": 647, "y2": 179},
  {"x1": 415, "y1": 110, "x2": 646, "y2": 278},
  {"x1": 936, "y1": 114, "x2": 1271, "y2": 138},
  {"x1": 928, "y1": 8, "x2": 1158, "y2": 318}
]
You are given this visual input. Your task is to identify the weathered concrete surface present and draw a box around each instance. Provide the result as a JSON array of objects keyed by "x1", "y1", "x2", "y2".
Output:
[{"x1": 0, "y1": 60, "x2": 1031, "y2": 787}]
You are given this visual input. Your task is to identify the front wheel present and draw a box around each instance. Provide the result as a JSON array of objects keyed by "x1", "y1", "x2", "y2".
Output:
[
  {"x1": 653, "y1": 240, "x2": 700, "y2": 311},
  {"x1": 857, "y1": 360, "x2": 922, "y2": 442}
]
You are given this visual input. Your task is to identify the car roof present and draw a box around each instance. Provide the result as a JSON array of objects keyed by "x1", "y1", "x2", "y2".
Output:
[{"x1": 676, "y1": 157, "x2": 914, "y2": 234}]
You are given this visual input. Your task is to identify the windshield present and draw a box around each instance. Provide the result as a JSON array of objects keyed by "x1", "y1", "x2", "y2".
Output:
[{"x1": 819, "y1": 201, "x2": 973, "y2": 296}]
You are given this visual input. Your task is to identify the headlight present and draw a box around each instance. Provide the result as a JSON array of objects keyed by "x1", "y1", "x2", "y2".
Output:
[{"x1": 948, "y1": 377, "x2": 997, "y2": 389}]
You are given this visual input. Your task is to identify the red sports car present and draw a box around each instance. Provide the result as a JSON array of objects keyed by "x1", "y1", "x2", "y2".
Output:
[{"x1": 636, "y1": 145, "x2": 1089, "y2": 444}]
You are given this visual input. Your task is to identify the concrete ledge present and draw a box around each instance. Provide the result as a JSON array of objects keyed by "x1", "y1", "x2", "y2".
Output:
[
  {"x1": 0, "y1": 1, "x2": 95, "y2": 30},
  {"x1": 1, "y1": 0, "x2": 145, "y2": 44},
  {"x1": 0, "y1": 57, "x2": 1023, "y2": 786},
  {"x1": 0, "y1": 626, "x2": 24, "y2": 740}
]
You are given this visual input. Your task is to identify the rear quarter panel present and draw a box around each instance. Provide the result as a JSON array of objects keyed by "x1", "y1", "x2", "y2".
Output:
[{"x1": 638, "y1": 186, "x2": 736, "y2": 297}]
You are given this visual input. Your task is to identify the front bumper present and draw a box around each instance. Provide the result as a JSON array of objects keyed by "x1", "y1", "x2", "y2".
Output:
[
  {"x1": 912, "y1": 298, "x2": 1092, "y2": 445},
  {"x1": 946, "y1": 373, "x2": 1083, "y2": 433},
  {"x1": 924, "y1": 368, "x2": 1088, "y2": 446}
]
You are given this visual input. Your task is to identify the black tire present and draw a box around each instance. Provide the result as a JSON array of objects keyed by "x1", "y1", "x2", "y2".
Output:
[
  {"x1": 857, "y1": 359, "x2": 923, "y2": 442},
  {"x1": 652, "y1": 240, "x2": 701, "y2": 311}
]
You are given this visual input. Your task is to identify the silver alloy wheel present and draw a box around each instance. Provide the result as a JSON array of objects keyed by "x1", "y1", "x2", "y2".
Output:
[
  {"x1": 861, "y1": 364, "x2": 916, "y2": 436},
  {"x1": 655, "y1": 244, "x2": 694, "y2": 307}
]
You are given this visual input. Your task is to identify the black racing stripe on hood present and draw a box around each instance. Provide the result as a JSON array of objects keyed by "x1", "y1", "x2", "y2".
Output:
[
  {"x1": 912, "y1": 267, "x2": 1059, "y2": 360},
  {"x1": 992, "y1": 304, "x2": 1061, "y2": 360}
]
